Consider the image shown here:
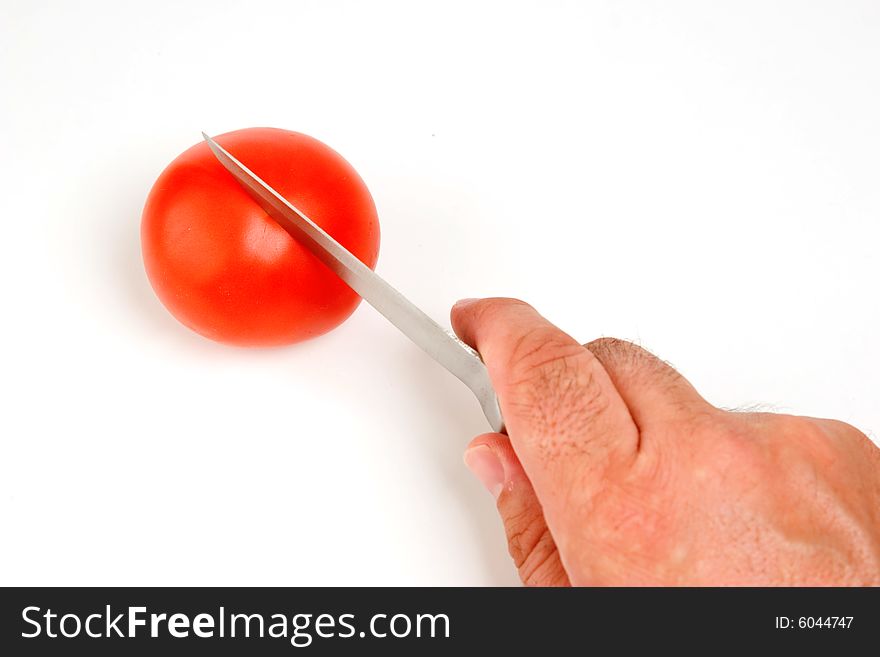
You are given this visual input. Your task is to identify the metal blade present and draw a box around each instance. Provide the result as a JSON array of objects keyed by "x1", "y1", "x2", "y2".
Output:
[{"x1": 202, "y1": 133, "x2": 503, "y2": 432}]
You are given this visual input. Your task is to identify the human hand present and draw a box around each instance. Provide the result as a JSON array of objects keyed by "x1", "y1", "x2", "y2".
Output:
[{"x1": 453, "y1": 298, "x2": 880, "y2": 586}]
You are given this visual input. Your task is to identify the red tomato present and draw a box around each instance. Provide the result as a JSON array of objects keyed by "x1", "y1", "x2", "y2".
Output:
[{"x1": 141, "y1": 127, "x2": 380, "y2": 346}]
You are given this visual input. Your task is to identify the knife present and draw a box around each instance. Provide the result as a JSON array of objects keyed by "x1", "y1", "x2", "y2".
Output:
[{"x1": 202, "y1": 132, "x2": 504, "y2": 432}]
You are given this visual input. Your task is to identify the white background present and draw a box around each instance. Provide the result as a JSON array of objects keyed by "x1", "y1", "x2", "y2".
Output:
[{"x1": 1, "y1": 1, "x2": 878, "y2": 586}]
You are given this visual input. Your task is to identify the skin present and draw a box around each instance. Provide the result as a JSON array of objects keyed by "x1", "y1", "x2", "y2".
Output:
[{"x1": 453, "y1": 298, "x2": 880, "y2": 586}]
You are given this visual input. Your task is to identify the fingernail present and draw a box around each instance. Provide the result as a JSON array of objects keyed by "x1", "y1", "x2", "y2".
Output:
[
  {"x1": 464, "y1": 445, "x2": 505, "y2": 499},
  {"x1": 454, "y1": 298, "x2": 479, "y2": 310}
]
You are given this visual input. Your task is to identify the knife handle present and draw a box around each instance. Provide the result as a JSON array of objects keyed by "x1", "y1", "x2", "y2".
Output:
[{"x1": 446, "y1": 330, "x2": 505, "y2": 433}]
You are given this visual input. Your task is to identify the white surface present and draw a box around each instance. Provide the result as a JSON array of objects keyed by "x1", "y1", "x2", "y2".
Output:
[{"x1": 1, "y1": 0, "x2": 878, "y2": 586}]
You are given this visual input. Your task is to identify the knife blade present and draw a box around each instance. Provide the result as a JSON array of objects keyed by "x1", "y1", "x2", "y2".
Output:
[{"x1": 202, "y1": 132, "x2": 504, "y2": 432}]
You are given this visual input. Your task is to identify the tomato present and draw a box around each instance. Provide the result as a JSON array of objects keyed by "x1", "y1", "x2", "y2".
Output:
[{"x1": 141, "y1": 127, "x2": 380, "y2": 346}]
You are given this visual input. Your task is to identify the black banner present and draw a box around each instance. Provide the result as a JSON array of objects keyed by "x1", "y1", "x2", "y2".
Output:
[{"x1": 1, "y1": 587, "x2": 876, "y2": 654}]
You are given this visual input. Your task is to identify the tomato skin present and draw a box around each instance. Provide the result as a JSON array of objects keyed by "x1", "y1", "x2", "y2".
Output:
[{"x1": 141, "y1": 128, "x2": 380, "y2": 346}]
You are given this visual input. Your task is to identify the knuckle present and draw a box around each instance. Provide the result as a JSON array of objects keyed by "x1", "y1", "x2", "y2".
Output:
[
  {"x1": 518, "y1": 532, "x2": 565, "y2": 587},
  {"x1": 585, "y1": 337, "x2": 637, "y2": 361},
  {"x1": 471, "y1": 297, "x2": 531, "y2": 326},
  {"x1": 502, "y1": 505, "x2": 545, "y2": 568},
  {"x1": 686, "y1": 414, "x2": 768, "y2": 481},
  {"x1": 585, "y1": 337, "x2": 660, "y2": 375},
  {"x1": 769, "y1": 414, "x2": 838, "y2": 458},
  {"x1": 587, "y1": 337, "x2": 687, "y2": 395},
  {"x1": 787, "y1": 416, "x2": 879, "y2": 471},
  {"x1": 821, "y1": 418, "x2": 872, "y2": 444},
  {"x1": 508, "y1": 326, "x2": 584, "y2": 378},
  {"x1": 503, "y1": 515, "x2": 563, "y2": 586}
]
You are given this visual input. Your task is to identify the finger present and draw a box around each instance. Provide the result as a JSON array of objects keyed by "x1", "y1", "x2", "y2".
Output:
[
  {"x1": 464, "y1": 433, "x2": 570, "y2": 586},
  {"x1": 584, "y1": 338, "x2": 712, "y2": 430},
  {"x1": 452, "y1": 298, "x2": 639, "y2": 527}
]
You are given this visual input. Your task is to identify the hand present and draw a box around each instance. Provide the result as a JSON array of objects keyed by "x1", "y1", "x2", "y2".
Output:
[{"x1": 453, "y1": 298, "x2": 880, "y2": 586}]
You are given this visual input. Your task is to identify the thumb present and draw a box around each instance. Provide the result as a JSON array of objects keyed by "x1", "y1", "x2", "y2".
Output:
[
  {"x1": 452, "y1": 298, "x2": 639, "y2": 532},
  {"x1": 464, "y1": 433, "x2": 570, "y2": 586}
]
